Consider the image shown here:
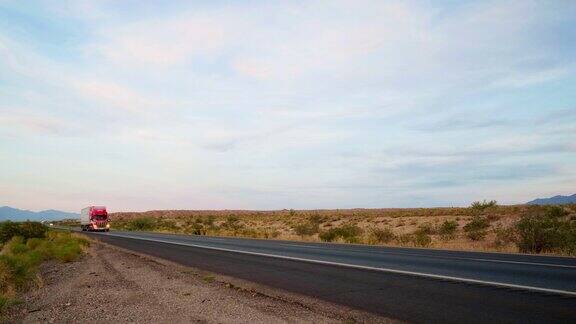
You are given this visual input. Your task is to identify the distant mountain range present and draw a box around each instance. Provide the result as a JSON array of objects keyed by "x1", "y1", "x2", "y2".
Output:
[
  {"x1": 0, "y1": 206, "x2": 79, "y2": 221},
  {"x1": 527, "y1": 194, "x2": 576, "y2": 205}
]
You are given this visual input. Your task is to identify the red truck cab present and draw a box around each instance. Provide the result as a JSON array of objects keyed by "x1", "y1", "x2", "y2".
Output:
[{"x1": 80, "y1": 206, "x2": 110, "y2": 232}]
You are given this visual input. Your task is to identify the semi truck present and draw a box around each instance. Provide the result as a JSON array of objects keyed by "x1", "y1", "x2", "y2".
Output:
[{"x1": 80, "y1": 206, "x2": 110, "y2": 232}]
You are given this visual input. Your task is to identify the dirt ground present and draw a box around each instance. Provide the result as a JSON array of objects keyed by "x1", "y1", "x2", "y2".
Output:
[{"x1": 5, "y1": 242, "x2": 393, "y2": 323}]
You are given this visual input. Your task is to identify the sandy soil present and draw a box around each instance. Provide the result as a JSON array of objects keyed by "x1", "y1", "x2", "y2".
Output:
[{"x1": 5, "y1": 242, "x2": 393, "y2": 323}]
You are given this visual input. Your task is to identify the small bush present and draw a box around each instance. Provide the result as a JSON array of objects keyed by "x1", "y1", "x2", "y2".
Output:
[
  {"x1": 293, "y1": 215, "x2": 322, "y2": 237},
  {"x1": 438, "y1": 220, "x2": 458, "y2": 240},
  {"x1": 412, "y1": 226, "x2": 433, "y2": 247},
  {"x1": 293, "y1": 223, "x2": 319, "y2": 237},
  {"x1": 4, "y1": 236, "x2": 29, "y2": 255},
  {"x1": 369, "y1": 227, "x2": 395, "y2": 244},
  {"x1": 26, "y1": 238, "x2": 43, "y2": 250},
  {"x1": 464, "y1": 216, "x2": 489, "y2": 241},
  {"x1": 222, "y1": 216, "x2": 243, "y2": 231},
  {"x1": 493, "y1": 225, "x2": 516, "y2": 248},
  {"x1": 18, "y1": 222, "x2": 48, "y2": 240},
  {"x1": 0, "y1": 230, "x2": 88, "y2": 315},
  {"x1": 417, "y1": 223, "x2": 436, "y2": 235},
  {"x1": 412, "y1": 230, "x2": 432, "y2": 247},
  {"x1": 470, "y1": 200, "x2": 497, "y2": 211},
  {"x1": 395, "y1": 234, "x2": 412, "y2": 245},
  {"x1": 319, "y1": 225, "x2": 363, "y2": 243},
  {"x1": 515, "y1": 206, "x2": 573, "y2": 254},
  {"x1": 0, "y1": 222, "x2": 22, "y2": 244},
  {"x1": 127, "y1": 218, "x2": 156, "y2": 231}
]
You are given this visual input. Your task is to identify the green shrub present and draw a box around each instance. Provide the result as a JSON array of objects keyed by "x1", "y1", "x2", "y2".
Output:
[
  {"x1": 412, "y1": 230, "x2": 432, "y2": 247},
  {"x1": 369, "y1": 227, "x2": 395, "y2": 243},
  {"x1": 470, "y1": 200, "x2": 498, "y2": 211},
  {"x1": 417, "y1": 223, "x2": 436, "y2": 235},
  {"x1": 464, "y1": 216, "x2": 489, "y2": 241},
  {"x1": 493, "y1": 225, "x2": 516, "y2": 248},
  {"x1": 222, "y1": 216, "x2": 243, "y2": 231},
  {"x1": 293, "y1": 223, "x2": 319, "y2": 237},
  {"x1": 0, "y1": 222, "x2": 47, "y2": 244},
  {"x1": 515, "y1": 206, "x2": 574, "y2": 254},
  {"x1": 319, "y1": 225, "x2": 362, "y2": 243},
  {"x1": 294, "y1": 215, "x2": 324, "y2": 237},
  {"x1": 0, "y1": 222, "x2": 22, "y2": 244},
  {"x1": 0, "y1": 294, "x2": 8, "y2": 313},
  {"x1": 439, "y1": 220, "x2": 458, "y2": 240},
  {"x1": 0, "y1": 231, "x2": 88, "y2": 315},
  {"x1": 127, "y1": 218, "x2": 156, "y2": 231},
  {"x1": 4, "y1": 237, "x2": 29, "y2": 255},
  {"x1": 18, "y1": 222, "x2": 47, "y2": 240},
  {"x1": 26, "y1": 238, "x2": 43, "y2": 250},
  {"x1": 44, "y1": 232, "x2": 88, "y2": 262},
  {"x1": 395, "y1": 234, "x2": 412, "y2": 245}
]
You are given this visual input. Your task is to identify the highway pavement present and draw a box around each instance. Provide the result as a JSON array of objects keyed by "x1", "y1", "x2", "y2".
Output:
[{"x1": 75, "y1": 229, "x2": 576, "y2": 323}]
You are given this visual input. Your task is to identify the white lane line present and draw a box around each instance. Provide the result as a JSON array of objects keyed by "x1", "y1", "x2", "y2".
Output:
[
  {"x1": 96, "y1": 232, "x2": 576, "y2": 297},
  {"x1": 279, "y1": 243, "x2": 576, "y2": 269}
]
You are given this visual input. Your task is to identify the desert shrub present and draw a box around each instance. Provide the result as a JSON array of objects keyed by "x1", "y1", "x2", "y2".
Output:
[
  {"x1": 0, "y1": 254, "x2": 36, "y2": 292},
  {"x1": 201, "y1": 216, "x2": 216, "y2": 228},
  {"x1": 470, "y1": 200, "x2": 497, "y2": 211},
  {"x1": 438, "y1": 220, "x2": 458, "y2": 240},
  {"x1": 395, "y1": 234, "x2": 412, "y2": 245},
  {"x1": 0, "y1": 221, "x2": 47, "y2": 244},
  {"x1": 26, "y1": 238, "x2": 43, "y2": 250},
  {"x1": 0, "y1": 294, "x2": 8, "y2": 313},
  {"x1": 18, "y1": 222, "x2": 47, "y2": 240},
  {"x1": 515, "y1": 206, "x2": 575, "y2": 254},
  {"x1": 0, "y1": 231, "x2": 89, "y2": 314},
  {"x1": 411, "y1": 226, "x2": 433, "y2": 247},
  {"x1": 0, "y1": 222, "x2": 22, "y2": 244},
  {"x1": 493, "y1": 225, "x2": 516, "y2": 248},
  {"x1": 127, "y1": 217, "x2": 156, "y2": 231},
  {"x1": 369, "y1": 227, "x2": 395, "y2": 244},
  {"x1": 309, "y1": 214, "x2": 324, "y2": 225},
  {"x1": 412, "y1": 230, "x2": 432, "y2": 247},
  {"x1": 417, "y1": 223, "x2": 436, "y2": 235},
  {"x1": 4, "y1": 237, "x2": 29, "y2": 255},
  {"x1": 293, "y1": 215, "x2": 322, "y2": 237},
  {"x1": 222, "y1": 216, "x2": 243, "y2": 231},
  {"x1": 319, "y1": 225, "x2": 363, "y2": 243},
  {"x1": 188, "y1": 222, "x2": 206, "y2": 235},
  {"x1": 464, "y1": 216, "x2": 489, "y2": 241},
  {"x1": 293, "y1": 223, "x2": 318, "y2": 237},
  {"x1": 156, "y1": 218, "x2": 179, "y2": 231}
]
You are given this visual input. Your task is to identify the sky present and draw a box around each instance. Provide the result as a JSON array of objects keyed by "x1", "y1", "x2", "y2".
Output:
[{"x1": 0, "y1": 0, "x2": 575, "y2": 213}]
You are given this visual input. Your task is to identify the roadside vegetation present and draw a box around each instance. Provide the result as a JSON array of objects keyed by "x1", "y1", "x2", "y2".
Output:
[
  {"x1": 55, "y1": 203, "x2": 576, "y2": 256},
  {"x1": 0, "y1": 221, "x2": 88, "y2": 315}
]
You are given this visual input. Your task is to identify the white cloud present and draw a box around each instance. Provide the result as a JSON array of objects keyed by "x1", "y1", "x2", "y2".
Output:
[{"x1": 0, "y1": 0, "x2": 574, "y2": 210}]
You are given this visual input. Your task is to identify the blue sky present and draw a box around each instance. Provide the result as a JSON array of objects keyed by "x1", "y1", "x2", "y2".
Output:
[{"x1": 0, "y1": 0, "x2": 575, "y2": 212}]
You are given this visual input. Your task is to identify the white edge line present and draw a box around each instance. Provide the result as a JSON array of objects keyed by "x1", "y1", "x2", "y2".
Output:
[
  {"x1": 95, "y1": 231, "x2": 576, "y2": 298},
  {"x1": 278, "y1": 243, "x2": 576, "y2": 269}
]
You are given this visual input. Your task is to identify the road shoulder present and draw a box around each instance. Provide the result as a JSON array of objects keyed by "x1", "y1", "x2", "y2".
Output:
[{"x1": 5, "y1": 240, "x2": 394, "y2": 323}]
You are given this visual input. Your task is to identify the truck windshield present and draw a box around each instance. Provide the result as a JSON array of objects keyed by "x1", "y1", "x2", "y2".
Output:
[{"x1": 93, "y1": 215, "x2": 107, "y2": 220}]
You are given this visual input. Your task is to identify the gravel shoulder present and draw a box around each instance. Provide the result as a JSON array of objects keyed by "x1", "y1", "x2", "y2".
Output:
[{"x1": 5, "y1": 241, "x2": 394, "y2": 323}]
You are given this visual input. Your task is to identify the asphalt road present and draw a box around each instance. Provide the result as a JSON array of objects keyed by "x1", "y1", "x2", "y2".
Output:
[{"x1": 78, "y1": 229, "x2": 576, "y2": 323}]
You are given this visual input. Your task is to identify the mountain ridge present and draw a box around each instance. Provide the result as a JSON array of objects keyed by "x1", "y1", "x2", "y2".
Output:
[
  {"x1": 526, "y1": 194, "x2": 576, "y2": 205},
  {"x1": 0, "y1": 206, "x2": 79, "y2": 221}
]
